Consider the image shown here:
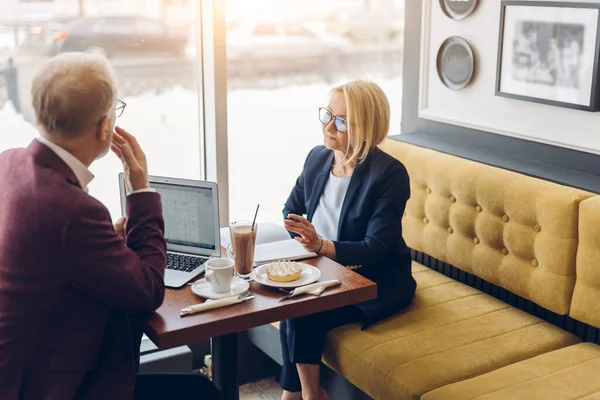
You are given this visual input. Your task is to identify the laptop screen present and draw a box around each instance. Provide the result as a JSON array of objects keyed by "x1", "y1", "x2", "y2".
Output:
[
  {"x1": 118, "y1": 174, "x2": 221, "y2": 257},
  {"x1": 151, "y1": 182, "x2": 217, "y2": 251}
]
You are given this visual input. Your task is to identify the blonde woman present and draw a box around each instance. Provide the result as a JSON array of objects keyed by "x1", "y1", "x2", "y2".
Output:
[{"x1": 280, "y1": 80, "x2": 416, "y2": 400}]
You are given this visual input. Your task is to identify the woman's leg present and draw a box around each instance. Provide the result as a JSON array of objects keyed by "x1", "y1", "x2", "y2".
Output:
[
  {"x1": 296, "y1": 363, "x2": 321, "y2": 400},
  {"x1": 279, "y1": 319, "x2": 302, "y2": 400},
  {"x1": 278, "y1": 306, "x2": 362, "y2": 400}
]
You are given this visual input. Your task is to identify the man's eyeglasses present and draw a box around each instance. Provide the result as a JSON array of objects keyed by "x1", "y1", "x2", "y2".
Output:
[
  {"x1": 115, "y1": 99, "x2": 126, "y2": 118},
  {"x1": 319, "y1": 107, "x2": 348, "y2": 133},
  {"x1": 96, "y1": 100, "x2": 126, "y2": 127}
]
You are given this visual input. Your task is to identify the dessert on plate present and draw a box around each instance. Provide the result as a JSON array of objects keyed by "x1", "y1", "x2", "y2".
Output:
[{"x1": 267, "y1": 260, "x2": 302, "y2": 282}]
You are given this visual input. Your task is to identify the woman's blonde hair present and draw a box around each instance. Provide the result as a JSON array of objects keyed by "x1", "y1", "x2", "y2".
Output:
[{"x1": 329, "y1": 80, "x2": 390, "y2": 165}]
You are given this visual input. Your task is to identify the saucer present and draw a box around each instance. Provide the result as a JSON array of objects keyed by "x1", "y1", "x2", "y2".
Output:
[{"x1": 191, "y1": 276, "x2": 250, "y2": 300}]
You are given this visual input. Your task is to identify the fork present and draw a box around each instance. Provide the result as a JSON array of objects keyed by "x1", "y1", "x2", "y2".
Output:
[
  {"x1": 202, "y1": 290, "x2": 252, "y2": 303},
  {"x1": 239, "y1": 290, "x2": 252, "y2": 300}
]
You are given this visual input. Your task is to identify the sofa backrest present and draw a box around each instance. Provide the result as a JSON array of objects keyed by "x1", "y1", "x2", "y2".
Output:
[
  {"x1": 571, "y1": 196, "x2": 600, "y2": 328},
  {"x1": 380, "y1": 139, "x2": 593, "y2": 315}
]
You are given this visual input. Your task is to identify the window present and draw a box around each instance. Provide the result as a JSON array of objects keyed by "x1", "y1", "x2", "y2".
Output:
[
  {"x1": 0, "y1": 1, "x2": 205, "y2": 220},
  {"x1": 251, "y1": 24, "x2": 278, "y2": 36},
  {"x1": 285, "y1": 25, "x2": 316, "y2": 38},
  {"x1": 136, "y1": 19, "x2": 166, "y2": 36},
  {"x1": 94, "y1": 18, "x2": 135, "y2": 34},
  {"x1": 226, "y1": 0, "x2": 405, "y2": 224}
]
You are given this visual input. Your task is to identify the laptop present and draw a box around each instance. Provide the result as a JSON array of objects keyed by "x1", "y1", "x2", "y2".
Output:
[{"x1": 119, "y1": 173, "x2": 221, "y2": 288}]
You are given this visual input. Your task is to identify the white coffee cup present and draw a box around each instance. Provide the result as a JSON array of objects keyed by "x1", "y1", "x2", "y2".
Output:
[{"x1": 205, "y1": 257, "x2": 234, "y2": 293}]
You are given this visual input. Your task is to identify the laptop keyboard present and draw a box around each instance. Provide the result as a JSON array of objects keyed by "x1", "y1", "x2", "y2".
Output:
[{"x1": 166, "y1": 253, "x2": 208, "y2": 273}]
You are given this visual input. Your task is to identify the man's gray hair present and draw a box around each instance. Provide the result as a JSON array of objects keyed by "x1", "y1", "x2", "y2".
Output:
[{"x1": 31, "y1": 52, "x2": 117, "y2": 137}]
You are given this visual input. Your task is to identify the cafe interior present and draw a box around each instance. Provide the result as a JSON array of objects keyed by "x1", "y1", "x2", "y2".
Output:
[{"x1": 3, "y1": 0, "x2": 600, "y2": 399}]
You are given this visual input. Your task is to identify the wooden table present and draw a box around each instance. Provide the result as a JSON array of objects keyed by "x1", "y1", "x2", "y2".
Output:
[{"x1": 143, "y1": 256, "x2": 377, "y2": 400}]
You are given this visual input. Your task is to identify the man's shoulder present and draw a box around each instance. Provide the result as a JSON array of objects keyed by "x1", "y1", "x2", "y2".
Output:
[
  {"x1": 0, "y1": 147, "x2": 23, "y2": 157},
  {"x1": 55, "y1": 183, "x2": 111, "y2": 220},
  {"x1": 2, "y1": 150, "x2": 107, "y2": 218},
  {"x1": 43, "y1": 184, "x2": 106, "y2": 222},
  {"x1": 0, "y1": 147, "x2": 27, "y2": 165}
]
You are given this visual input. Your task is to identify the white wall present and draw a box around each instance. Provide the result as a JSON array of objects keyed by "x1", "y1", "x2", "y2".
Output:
[{"x1": 419, "y1": 0, "x2": 600, "y2": 154}]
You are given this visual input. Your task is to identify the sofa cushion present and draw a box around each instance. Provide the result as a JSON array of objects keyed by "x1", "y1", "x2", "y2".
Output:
[
  {"x1": 422, "y1": 343, "x2": 600, "y2": 400},
  {"x1": 571, "y1": 196, "x2": 600, "y2": 328},
  {"x1": 322, "y1": 262, "x2": 580, "y2": 400},
  {"x1": 379, "y1": 139, "x2": 593, "y2": 315}
]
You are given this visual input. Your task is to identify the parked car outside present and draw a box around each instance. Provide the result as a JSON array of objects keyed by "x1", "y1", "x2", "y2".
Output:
[
  {"x1": 325, "y1": 11, "x2": 404, "y2": 44},
  {"x1": 42, "y1": 16, "x2": 188, "y2": 59},
  {"x1": 226, "y1": 20, "x2": 351, "y2": 61}
]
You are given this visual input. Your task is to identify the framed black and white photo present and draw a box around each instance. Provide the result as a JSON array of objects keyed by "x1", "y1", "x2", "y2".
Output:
[{"x1": 496, "y1": 1, "x2": 600, "y2": 111}]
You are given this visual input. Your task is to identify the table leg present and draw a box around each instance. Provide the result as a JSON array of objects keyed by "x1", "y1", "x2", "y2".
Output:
[{"x1": 211, "y1": 333, "x2": 238, "y2": 400}]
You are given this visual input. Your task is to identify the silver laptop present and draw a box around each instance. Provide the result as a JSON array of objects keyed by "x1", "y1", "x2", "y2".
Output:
[{"x1": 119, "y1": 174, "x2": 221, "y2": 288}]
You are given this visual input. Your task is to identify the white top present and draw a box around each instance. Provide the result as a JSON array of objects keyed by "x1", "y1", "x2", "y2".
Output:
[
  {"x1": 37, "y1": 137, "x2": 154, "y2": 196},
  {"x1": 312, "y1": 172, "x2": 351, "y2": 241},
  {"x1": 37, "y1": 137, "x2": 95, "y2": 192}
]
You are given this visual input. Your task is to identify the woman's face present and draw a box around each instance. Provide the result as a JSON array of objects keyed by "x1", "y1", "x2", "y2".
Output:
[{"x1": 322, "y1": 91, "x2": 349, "y2": 153}]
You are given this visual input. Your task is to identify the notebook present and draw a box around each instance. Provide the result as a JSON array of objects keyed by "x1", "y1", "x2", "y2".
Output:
[{"x1": 220, "y1": 222, "x2": 317, "y2": 264}]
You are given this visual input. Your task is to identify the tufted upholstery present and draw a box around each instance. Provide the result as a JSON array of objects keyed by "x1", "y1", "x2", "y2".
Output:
[
  {"x1": 379, "y1": 140, "x2": 593, "y2": 315},
  {"x1": 570, "y1": 196, "x2": 600, "y2": 328}
]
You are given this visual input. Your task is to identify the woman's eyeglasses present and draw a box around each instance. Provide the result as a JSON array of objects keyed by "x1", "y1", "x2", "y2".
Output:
[
  {"x1": 116, "y1": 99, "x2": 126, "y2": 118},
  {"x1": 319, "y1": 107, "x2": 348, "y2": 133}
]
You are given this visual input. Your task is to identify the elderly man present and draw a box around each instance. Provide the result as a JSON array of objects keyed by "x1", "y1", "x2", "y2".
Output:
[{"x1": 0, "y1": 53, "x2": 220, "y2": 400}]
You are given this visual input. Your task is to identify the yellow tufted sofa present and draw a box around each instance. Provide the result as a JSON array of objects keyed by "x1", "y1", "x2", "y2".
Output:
[
  {"x1": 422, "y1": 195, "x2": 600, "y2": 400},
  {"x1": 310, "y1": 140, "x2": 600, "y2": 399}
]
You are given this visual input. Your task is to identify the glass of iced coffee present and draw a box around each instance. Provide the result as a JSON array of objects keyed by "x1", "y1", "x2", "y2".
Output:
[{"x1": 227, "y1": 220, "x2": 258, "y2": 280}]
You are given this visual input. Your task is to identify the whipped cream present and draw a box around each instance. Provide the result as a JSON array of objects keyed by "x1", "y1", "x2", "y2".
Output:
[{"x1": 267, "y1": 260, "x2": 302, "y2": 277}]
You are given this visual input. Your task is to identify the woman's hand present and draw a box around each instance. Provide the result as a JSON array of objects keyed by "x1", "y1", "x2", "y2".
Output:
[{"x1": 284, "y1": 213, "x2": 322, "y2": 253}]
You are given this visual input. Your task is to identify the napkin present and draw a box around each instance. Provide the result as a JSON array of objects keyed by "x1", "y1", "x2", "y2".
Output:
[
  {"x1": 291, "y1": 280, "x2": 341, "y2": 297},
  {"x1": 180, "y1": 296, "x2": 243, "y2": 316}
]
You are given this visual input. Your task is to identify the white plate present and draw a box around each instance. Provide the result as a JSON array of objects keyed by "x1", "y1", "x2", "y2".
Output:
[
  {"x1": 252, "y1": 262, "x2": 321, "y2": 288},
  {"x1": 191, "y1": 276, "x2": 250, "y2": 300}
]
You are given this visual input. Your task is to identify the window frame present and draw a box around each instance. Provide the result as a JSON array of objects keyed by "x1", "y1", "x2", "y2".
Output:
[{"x1": 200, "y1": 0, "x2": 229, "y2": 227}]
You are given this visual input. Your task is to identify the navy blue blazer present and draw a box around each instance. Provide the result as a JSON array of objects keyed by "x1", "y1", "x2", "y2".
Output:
[{"x1": 283, "y1": 145, "x2": 416, "y2": 327}]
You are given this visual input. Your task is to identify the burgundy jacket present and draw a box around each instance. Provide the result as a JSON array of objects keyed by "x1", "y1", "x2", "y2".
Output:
[{"x1": 0, "y1": 140, "x2": 167, "y2": 399}]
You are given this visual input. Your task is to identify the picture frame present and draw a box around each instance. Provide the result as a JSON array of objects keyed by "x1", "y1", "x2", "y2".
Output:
[{"x1": 496, "y1": 1, "x2": 600, "y2": 111}]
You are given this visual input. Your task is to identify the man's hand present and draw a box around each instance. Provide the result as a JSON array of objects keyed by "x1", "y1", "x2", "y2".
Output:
[
  {"x1": 111, "y1": 126, "x2": 149, "y2": 192},
  {"x1": 114, "y1": 217, "x2": 126, "y2": 240}
]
